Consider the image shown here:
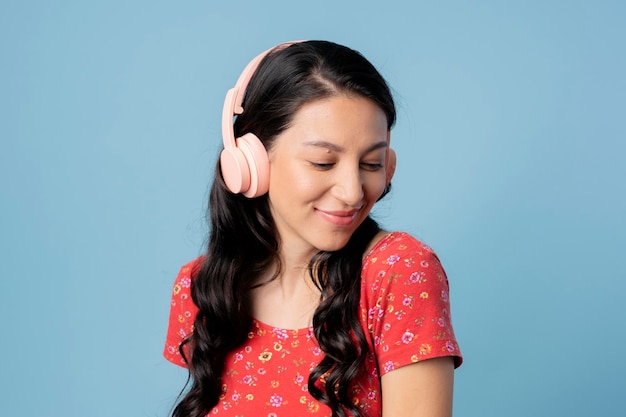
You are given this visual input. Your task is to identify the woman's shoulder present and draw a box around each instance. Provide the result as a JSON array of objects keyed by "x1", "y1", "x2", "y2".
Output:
[
  {"x1": 365, "y1": 231, "x2": 438, "y2": 261},
  {"x1": 362, "y1": 230, "x2": 447, "y2": 287},
  {"x1": 168, "y1": 255, "x2": 206, "y2": 303},
  {"x1": 177, "y1": 255, "x2": 205, "y2": 277}
]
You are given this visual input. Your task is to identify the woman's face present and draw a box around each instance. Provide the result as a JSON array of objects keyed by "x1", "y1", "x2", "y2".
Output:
[{"x1": 267, "y1": 94, "x2": 389, "y2": 258}]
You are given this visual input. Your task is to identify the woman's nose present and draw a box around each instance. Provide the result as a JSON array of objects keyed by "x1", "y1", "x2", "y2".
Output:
[{"x1": 332, "y1": 165, "x2": 364, "y2": 206}]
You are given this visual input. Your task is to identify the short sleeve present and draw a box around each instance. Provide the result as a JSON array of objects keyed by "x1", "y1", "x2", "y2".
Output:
[
  {"x1": 361, "y1": 233, "x2": 462, "y2": 376},
  {"x1": 163, "y1": 257, "x2": 203, "y2": 367}
]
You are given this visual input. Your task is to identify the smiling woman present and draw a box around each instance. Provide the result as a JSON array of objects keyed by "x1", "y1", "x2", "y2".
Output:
[
  {"x1": 267, "y1": 96, "x2": 389, "y2": 255},
  {"x1": 163, "y1": 40, "x2": 462, "y2": 417}
]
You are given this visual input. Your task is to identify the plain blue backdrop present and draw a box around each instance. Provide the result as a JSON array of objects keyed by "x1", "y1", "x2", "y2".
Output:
[{"x1": 1, "y1": 1, "x2": 624, "y2": 416}]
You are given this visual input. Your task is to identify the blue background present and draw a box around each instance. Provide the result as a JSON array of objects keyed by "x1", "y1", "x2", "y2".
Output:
[{"x1": 1, "y1": 1, "x2": 624, "y2": 416}]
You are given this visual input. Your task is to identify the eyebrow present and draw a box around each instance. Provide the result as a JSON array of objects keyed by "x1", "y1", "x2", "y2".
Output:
[{"x1": 303, "y1": 140, "x2": 388, "y2": 153}]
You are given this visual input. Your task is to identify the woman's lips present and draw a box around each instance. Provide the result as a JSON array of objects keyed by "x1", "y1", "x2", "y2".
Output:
[{"x1": 316, "y1": 209, "x2": 360, "y2": 226}]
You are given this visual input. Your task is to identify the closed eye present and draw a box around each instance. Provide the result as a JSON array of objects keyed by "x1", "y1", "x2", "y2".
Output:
[
  {"x1": 309, "y1": 162, "x2": 383, "y2": 171},
  {"x1": 360, "y1": 162, "x2": 384, "y2": 171},
  {"x1": 310, "y1": 162, "x2": 335, "y2": 170}
]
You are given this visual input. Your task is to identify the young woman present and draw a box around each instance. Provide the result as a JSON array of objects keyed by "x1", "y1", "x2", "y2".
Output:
[{"x1": 164, "y1": 40, "x2": 462, "y2": 417}]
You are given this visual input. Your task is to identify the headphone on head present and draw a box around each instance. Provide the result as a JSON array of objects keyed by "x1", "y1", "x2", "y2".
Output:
[{"x1": 220, "y1": 41, "x2": 396, "y2": 198}]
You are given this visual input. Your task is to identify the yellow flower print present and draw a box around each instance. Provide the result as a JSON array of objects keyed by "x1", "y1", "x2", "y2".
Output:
[
  {"x1": 320, "y1": 371, "x2": 330, "y2": 385},
  {"x1": 433, "y1": 329, "x2": 447, "y2": 340},
  {"x1": 300, "y1": 395, "x2": 307, "y2": 404},
  {"x1": 420, "y1": 291, "x2": 429, "y2": 299},
  {"x1": 173, "y1": 284, "x2": 181, "y2": 295},
  {"x1": 218, "y1": 384, "x2": 227, "y2": 400},
  {"x1": 270, "y1": 379, "x2": 280, "y2": 388},
  {"x1": 246, "y1": 394, "x2": 254, "y2": 401},
  {"x1": 177, "y1": 314, "x2": 184, "y2": 323},
  {"x1": 258, "y1": 350, "x2": 272, "y2": 363},
  {"x1": 410, "y1": 354, "x2": 419, "y2": 363},
  {"x1": 273, "y1": 342, "x2": 283, "y2": 351},
  {"x1": 419, "y1": 343, "x2": 432, "y2": 355},
  {"x1": 307, "y1": 402, "x2": 320, "y2": 413}
]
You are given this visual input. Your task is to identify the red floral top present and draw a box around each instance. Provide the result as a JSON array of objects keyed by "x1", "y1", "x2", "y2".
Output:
[{"x1": 164, "y1": 232, "x2": 462, "y2": 416}]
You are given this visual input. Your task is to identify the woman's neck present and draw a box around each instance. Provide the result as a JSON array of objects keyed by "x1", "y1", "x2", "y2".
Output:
[
  {"x1": 250, "y1": 247, "x2": 321, "y2": 330},
  {"x1": 250, "y1": 264, "x2": 320, "y2": 330}
]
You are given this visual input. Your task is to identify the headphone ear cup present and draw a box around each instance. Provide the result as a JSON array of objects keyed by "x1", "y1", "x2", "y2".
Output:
[
  {"x1": 235, "y1": 133, "x2": 270, "y2": 198},
  {"x1": 220, "y1": 146, "x2": 251, "y2": 195},
  {"x1": 386, "y1": 147, "x2": 397, "y2": 185}
]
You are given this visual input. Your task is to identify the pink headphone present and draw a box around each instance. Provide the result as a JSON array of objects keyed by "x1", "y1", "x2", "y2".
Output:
[{"x1": 220, "y1": 41, "x2": 396, "y2": 198}]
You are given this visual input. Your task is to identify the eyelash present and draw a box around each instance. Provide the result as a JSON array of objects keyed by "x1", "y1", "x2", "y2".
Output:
[
  {"x1": 310, "y1": 162, "x2": 383, "y2": 171},
  {"x1": 311, "y1": 163, "x2": 334, "y2": 170}
]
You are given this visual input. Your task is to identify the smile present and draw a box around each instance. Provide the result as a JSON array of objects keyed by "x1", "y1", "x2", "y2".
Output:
[{"x1": 316, "y1": 209, "x2": 360, "y2": 226}]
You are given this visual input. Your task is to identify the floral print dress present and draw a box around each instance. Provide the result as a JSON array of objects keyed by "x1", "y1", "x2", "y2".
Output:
[{"x1": 164, "y1": 232, "x2": 462, "y2": 416}]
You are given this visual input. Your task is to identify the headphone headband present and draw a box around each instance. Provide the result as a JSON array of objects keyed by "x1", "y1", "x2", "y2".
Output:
[{"x1": 222, "y1": 42, "x2": 303, "y2": 151}]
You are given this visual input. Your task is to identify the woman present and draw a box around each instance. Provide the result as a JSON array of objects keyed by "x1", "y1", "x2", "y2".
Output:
[{"x1": 164, "y1": 40, "x2": 462, "y2": 417}]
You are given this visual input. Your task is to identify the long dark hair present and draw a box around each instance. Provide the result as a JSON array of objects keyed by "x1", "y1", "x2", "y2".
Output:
[{"x1": 172, "y1": 41, "x2": 396, "y2": 417}]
